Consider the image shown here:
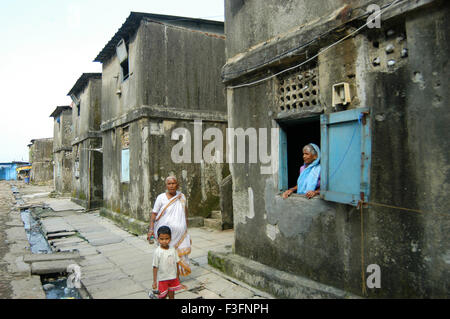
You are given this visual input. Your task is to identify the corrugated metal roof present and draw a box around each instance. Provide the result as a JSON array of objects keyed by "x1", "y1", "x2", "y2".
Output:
[
  {"x1": 93, "y1": 12, "x2": 224, "y2": 64},
  {"x1": 49, "y1": 105, "x2": 72, "y2": 118},
  {"x1": 67, "y1": 73, "x2": 102, "y2": 97}
]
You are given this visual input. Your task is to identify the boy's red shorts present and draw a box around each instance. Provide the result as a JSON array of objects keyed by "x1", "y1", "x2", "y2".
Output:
[{"x1": 158, "y1": 278, "x2": 183, "y2": 298}]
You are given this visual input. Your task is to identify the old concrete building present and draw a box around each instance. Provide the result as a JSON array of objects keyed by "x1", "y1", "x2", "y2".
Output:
[
  {"x1": 94, "y1": 12, "x2": 228, "y2": 232},
  {"x1": 68, "y1": 73, "x2": 103, "y2": 209},
  {"x1": 28, "y1": 138, "x2": 54, "y2": 184},
  {"x1": 215, "y1": 0, "x2": 449, "y2": 298},
  {"x1": 50, "y1": 106, "x2": 73, "y2": 195}
]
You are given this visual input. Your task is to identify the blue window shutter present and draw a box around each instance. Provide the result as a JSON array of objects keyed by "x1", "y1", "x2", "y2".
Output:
[
  {"x1": 121, "y1": 149, "x2": 130, "y2": 183},
  {"x1": 320, "y1": 108, "x2": 371, "y2": 206},
  {"x1": 278, "y1": 127, "x2": 288, "y2": 191}
]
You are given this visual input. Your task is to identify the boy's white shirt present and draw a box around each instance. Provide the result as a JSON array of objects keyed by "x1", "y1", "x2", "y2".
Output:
[{"x1": 153, "y1": 246, "x2": 180, "y2": 281}]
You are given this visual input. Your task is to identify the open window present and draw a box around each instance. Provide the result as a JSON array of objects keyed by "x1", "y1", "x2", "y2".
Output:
[
  {"x1": 278, "y1": 108, "x2": 371, "y2": 206},
  {"x1": 320, "y1": 108, "x2": 371, "y2": 206},
  {"x1": 116, "y1": 38, "x2": 130, "y2": 81},
  {"x1": 278, "y1": 116, "x2": 321, "y2": 191}
]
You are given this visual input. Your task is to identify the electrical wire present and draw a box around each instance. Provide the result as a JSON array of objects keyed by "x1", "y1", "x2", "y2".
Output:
[
  {"x1": 227, "y1": 0, "x2": 401, "y2": 90},
  {"x1": 222, "y1": 4, "x2": 372, "y2": 78}
]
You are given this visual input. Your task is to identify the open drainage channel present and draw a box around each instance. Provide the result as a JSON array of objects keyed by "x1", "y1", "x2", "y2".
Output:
[{"x1": 12, "y1": 186, "x2": 88, "y2": 299}]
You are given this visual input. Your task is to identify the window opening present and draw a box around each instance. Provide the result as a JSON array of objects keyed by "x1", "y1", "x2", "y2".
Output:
[
  {"x1": 278, "y1": 116, "x2": 321, "y2": 191},
  {"x1": 116, "y1": 38, "x2": 130, "y2": 81}
]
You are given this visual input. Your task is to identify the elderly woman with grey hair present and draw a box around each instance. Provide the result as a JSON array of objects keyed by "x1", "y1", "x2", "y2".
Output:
[
  {"x1": 282, "y1": 143, "x2": 321, "y2": 199},
  {"x1": 147, "y1": 175, "x2": 192, "y2": 276}
]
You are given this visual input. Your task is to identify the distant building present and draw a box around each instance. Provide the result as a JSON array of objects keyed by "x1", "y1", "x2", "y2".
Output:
[
  {"x1": 0, "y1": 162, "x2": 29, "y2": 181},
  {"x1": 68, "y1": 73, "x2": 103, "y2": 209},
  {"x1": 28, "y1": 138, "x2": 54, "y2": 184},
  {"x1": 94, "y1": 12, "x2": 228, "y2": 230}
]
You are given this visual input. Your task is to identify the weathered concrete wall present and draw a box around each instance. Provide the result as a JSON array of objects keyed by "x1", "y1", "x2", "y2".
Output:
[
  {"x1": 53, "y1": 109, "x2": 73, "y2": 152},
  {"x1": 102, "y1": 118, "x2": 228, "y2": 223},
  {"x1": 219, "y1": 174, "x2": 233, "y2": 230},
  {"x1": 367, "y1": 4, "x2": 449, "y2": 297},
  {"x1": 72, "y1": 77, "x2": 103, "y2": 209},
  {"x1": 29, "y1": 138, "x2": 53, "y2": 184},
  {"x1": 53, "y1": 150, "x2": 72, "y2": 195},
  {"x1": 137, "y1": 20, "x2": 226, "y2": 111},
  {"x1": 101, "y1": 20, "x2": 226, "y2": 123},
  {"x1": 224, "y1": 0, "x2": 449, "y2": 298},
  {"x1": 101, "y1": 19, "x2": 228, "y2": 224},
  {"x1": 101, "y1": 30, "x2": 139, "y2": 126},
  {"x1": 73, "y1": 78, "x2": 102, "y2": 138},
  {"x1": 53, "y1": 109, "x2": 72, "y2": 194},
  {"x1": 224, "y1": 0, "x2": 393, "y2": 59}
]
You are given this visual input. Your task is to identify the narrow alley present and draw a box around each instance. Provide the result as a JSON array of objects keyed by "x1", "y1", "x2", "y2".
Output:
[{"x1": 0, "y1": 180, "x2": 273, "y2": 299}]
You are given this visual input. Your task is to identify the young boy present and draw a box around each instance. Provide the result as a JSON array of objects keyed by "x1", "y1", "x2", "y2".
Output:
[{"x1": 152, "y1": 226, "x2": 184, "y2": 299}]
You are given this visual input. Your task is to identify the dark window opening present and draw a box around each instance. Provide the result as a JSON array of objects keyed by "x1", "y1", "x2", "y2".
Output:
[
  {"x1": 279, "y1": 116, "x2": 321, "y2": 189},
  {"x1": 120, "y1": 59, "x2": 130, "y2": 81},
  {"x1": 116, "y1": 38, "x2": 130, "y2": 81},
  {"x1": 77, "y1": 103, "x2": 81, "y2": 117}
]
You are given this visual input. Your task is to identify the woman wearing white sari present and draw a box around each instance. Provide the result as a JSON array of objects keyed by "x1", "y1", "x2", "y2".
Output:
[{"x1": 147, "y1": 176, "x2": 191, "y2": 276}]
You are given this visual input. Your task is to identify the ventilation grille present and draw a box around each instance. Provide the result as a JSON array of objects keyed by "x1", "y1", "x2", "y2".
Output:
[{"x1": 277, "y1": 68, "x2": 320, "y2": 113}]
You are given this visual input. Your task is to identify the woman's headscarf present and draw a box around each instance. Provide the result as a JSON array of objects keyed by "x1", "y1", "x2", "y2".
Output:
[{"x1": 297, "y1": 143, "x2": 321, "y2": 194}]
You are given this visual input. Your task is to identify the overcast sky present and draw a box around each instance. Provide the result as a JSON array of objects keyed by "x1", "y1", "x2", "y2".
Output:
[{"x1": 0, "y1": 0, "x2": 224, "y2": 163}]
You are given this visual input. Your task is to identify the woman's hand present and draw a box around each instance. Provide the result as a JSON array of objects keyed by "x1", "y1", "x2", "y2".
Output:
[
  {"x1": 305, "y1": 190, "x2": 319, "y2": 199},
  {"x1": 147, "y1": 230, "x2": 154, "y2": 242},
  {"x1": 282, "y1": 189, "x2": 294, "y2": 199}
]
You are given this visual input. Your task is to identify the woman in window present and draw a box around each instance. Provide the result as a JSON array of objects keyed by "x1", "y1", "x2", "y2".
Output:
[{"x1": 282, "y1": 143, "x2": 321, "y2": 199}]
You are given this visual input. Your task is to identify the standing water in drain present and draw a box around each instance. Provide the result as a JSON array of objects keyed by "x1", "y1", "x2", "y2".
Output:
[
  {"x1": 41, "y1": 276, "x2": 83, "y2": 299},
  {"x1": 20, "y1": 209, "x2": 52, "y2": 254}
]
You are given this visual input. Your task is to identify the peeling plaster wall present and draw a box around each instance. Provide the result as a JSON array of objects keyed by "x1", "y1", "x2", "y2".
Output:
[{"x1": 225, "y1": 0, "x2": 449, "y2": 298}]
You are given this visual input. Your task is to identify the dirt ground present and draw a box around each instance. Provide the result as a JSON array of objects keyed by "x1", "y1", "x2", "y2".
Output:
[
  {"x1": 0, "y1": 181, "x2": 53, "y2": 299},
  {"x1": 0, "y1": 181, "x2": 16, "y2": 298}
]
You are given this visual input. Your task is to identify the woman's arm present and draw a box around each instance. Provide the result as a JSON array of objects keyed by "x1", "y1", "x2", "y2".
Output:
[
  {"x1": 147, "y1": 212, "x2": 157, "y2": 241},
  {"x1": 305, "y1": 188, "x2": 320, "y2": 199}
]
